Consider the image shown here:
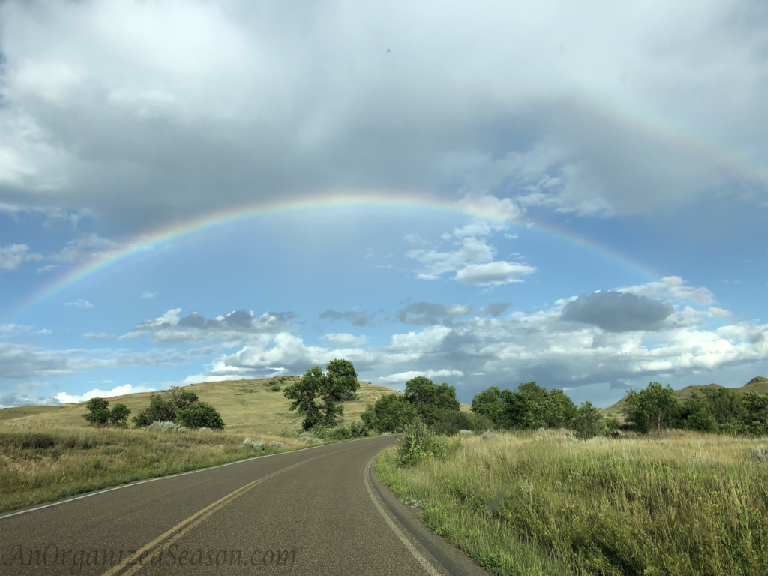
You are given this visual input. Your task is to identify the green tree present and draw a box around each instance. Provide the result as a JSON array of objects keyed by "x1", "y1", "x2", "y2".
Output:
[
  {"x1": 500, "y1": 389, "x2": 535, "y2": 429},
  {"x1": 623, "y1": 382, "x2": 679, "y2": 433},
  {"x1": 517, "y1": 382, "x2": 549, "y2": 428},
  {"x1": 177, "y1": 401, "x2": 225, "y2": 429},
  {"x1": 404, "y1": 376, "x2": 460, "y2": 425},
  {"x1": 132, "y1": 394, "x2": 175, "y2": 427},
  {"x1": 572, "y1": 401, "x2": 604, "y2": 440},
  {"x1": 471, "y1": 386, "x2": 504, "y2": 425},
  {"x1": 284, "y1": 360, "x2": 360, "y2": 430},
  {"x1": 742, "y1": 392, "x2": 768, "y2": 435},
  {"x1": 544, "y1": 388, "x2": 578, "y2": 428},
  {"x1": 361, "y1": 394, "x2": 417, "y2": 433},
  {"x1": 108, "y1": 403, "x2": 131, "y2": 426},
  {"x1": 82, "y1": 397, "x2": 111, "y2": 425}
]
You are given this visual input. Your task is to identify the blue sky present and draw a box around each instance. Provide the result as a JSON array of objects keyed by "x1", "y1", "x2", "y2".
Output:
[{"x1": 0, "y1": 0, "x2": 766, "y2": 409}]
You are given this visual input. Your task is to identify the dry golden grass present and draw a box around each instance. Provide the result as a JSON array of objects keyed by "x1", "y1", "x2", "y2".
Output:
[
  {"x1": 0, "y1": 377, "x2": 399, "y2": 434},
  {"x1": 375, "y1": 429, "x2": 768, "y2": 576}
]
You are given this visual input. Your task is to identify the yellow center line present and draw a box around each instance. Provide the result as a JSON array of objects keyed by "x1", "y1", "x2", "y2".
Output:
[{"x1": 101, "y1": 449, "x2": 342, "y2": 576}]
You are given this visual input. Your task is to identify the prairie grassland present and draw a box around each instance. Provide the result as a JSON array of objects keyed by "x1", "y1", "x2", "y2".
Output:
[
  {"x1": 374, "y1": 430, "x2": 768, "y2": 576},
  {"x1": 0, "y1": 426, "x2": 310, "y2": 513}
]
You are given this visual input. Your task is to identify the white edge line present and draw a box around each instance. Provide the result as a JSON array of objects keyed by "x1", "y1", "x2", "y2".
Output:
[{"x1": 364, "y1": 456, "x2": 441, "y2": 576}]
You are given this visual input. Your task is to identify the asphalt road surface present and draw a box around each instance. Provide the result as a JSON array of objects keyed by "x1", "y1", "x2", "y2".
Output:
[{"x1": 0, "y1": 435, "x2": 487, "y2": 576}]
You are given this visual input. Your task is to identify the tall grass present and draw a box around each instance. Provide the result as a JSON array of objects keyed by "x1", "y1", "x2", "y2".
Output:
[
  {"x1": 0, "y1": 427, "x2": 304, "y2": 513},
  {"x1": 374, "y1": 430, "x2": 768, "y2": 576}
]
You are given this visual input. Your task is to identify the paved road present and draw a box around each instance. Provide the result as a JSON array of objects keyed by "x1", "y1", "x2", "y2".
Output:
[{"x1": 0, "y1": 436, "x2": 486, "y2": 576}]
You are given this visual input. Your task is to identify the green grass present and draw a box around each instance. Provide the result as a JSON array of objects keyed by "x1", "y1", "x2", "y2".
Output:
[{"x1": 374, "y1": 430, "x2": 768, "y2": 576}]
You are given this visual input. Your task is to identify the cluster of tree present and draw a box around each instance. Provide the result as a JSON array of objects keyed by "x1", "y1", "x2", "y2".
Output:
[
  {"x1": 471, "y1": 382, "x2": 578, "y2": 429},
  {"x1": 82, "y1": 398, "x2": 131, "y2": 426},
  {"x1": 283, "y1": 359, "x2": 360, "y2": 430},
  {"x1": 132, "y1": 387, "x2": 225, "y2": 429},
  {"x1": 361, "y1": 375, "x2": 489, "y2": 435},
  {"x1": 623, "y1": 382, "x2": 768, "y2": 435}
]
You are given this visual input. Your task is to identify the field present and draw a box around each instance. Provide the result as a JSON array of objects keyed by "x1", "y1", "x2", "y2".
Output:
[
  {"x1": 0, "y1": 377, "x2": 401, "y2": 513},
  {"x1": 374, "y1": 430, "x2": 768, "y2": 576}
]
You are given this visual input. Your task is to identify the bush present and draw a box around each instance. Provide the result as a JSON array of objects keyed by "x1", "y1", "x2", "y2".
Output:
[
  {"x1": 572, "y1": 401, "x2": 605, "y2": 440},
  {"x1": 244, "y1": 438, "x2": 265, "y2": 451},
  {"x1": 430, "y1": 408, "x2": 493, "y2": 436},
  {"x1": 177, "y1": 402, "x2": 225, "y2": 430},
  {"x1": 270, "y1": 441, "x2": 283, "y2": 449},
  {"x1": 270, "y1": 384, "x2": 281, "y2": 392},
  {"x1": 133, "y1": 395, "x2": 174, "y2": 427},
  {"x1": 83, "y1": 397, "x2": 111, "y2": 425},
  {"x1": 146, "y1": 421, "x2": 187, "y2": 433},
  {"x1": 108, "y1": 403, "x2": 131, "y2": 426},
  {"x1": 398, "y1": 419, "x2": 444, "y2": 467}
]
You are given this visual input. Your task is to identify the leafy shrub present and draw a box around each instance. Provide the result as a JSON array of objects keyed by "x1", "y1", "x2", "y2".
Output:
[
  {"x1": 430, "y1": 409, "x2": 493, "y2": 436},
  {"x1": 398, "y1": 419, "x2": 440, "y2": 467},
  {"x1": 748, "y1": 446, "x2": 768, "y2": 463},
  {"x1": 146, "y1": 421, "x2": 187, "y2": 433},
  {"x1": 300, "y1": 432, "x2": 320, "y2": 444},
  {"x1": 244, "y1": 438, "x2": 265, "y2": 451},
  {"x1": 83, "y1": 397, "x2": 111, "y2": 425},
  {"x1": 133, "y1": 387, "x2": 202, "y2": 427},
  {"x1": 177, "y1": 402, "x2": 225, "y2": 430},
  {"x1": 482, "y1": 429, "x2": 495, "y2": 440},
  {"x1": 270, "y1": 441, "x2": 283, "y2": 449},
  {"x1": 278, "y1": 427, "x2": 300, "y2": 437},
  {"x1": 459, "y1": 429, "x2": 473, "y2": 437},
  {"x1": 270, "y1": 384, "x2": 281, "y2": 392},
  {"x1": 604, "y1": 415, "x2": 621, "y2": 437},
  {"x1": 108, "y1": 403, "x2": 131, "y2": 426},
  {"x1": 572, "y1": 401, "x2": 605, "y2": 440}
]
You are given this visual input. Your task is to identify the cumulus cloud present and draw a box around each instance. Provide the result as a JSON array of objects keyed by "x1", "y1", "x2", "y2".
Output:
[
  {"x1": 709, "y1": 307, "x2": 733, "y2": 318},
  {"x1": 378, "y1": 369, "x2": 464, "y2": 383},
  {"x1": 65, "y1": 299, "x2": 94, "y2": 309},
  {"x1": 395, "y1": 301, "x2": 473, "y2": 326},
  {"x1": 131, "y1": 308, "x2": 297, "y2": 343},
  {"x1": 54, "y1": 383, "x2": 157, "y2": 404},
  {"x1": 319, "y1": 308, "x2": 379, "y2": 327},
  {"x1": 0, "y1": 243, "x2": 42, "y2": 270},
  {"x1": 50, "y1": 233, "x2": 119, "y2": 264},
  {"x1": 456, "y1": 261, "x2": 536, "y2": 286},
  {"x1": 617, "y1": 277, "x2": 716, "y2": 307},
  {"x1": 0, "y1": 392, "x2": 61, "y2": 408},
  {"x1": 560, "y1": 291, "x2": 676, "y2": 332}
]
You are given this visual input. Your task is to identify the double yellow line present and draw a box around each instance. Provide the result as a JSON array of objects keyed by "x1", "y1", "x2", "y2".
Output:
[{"x1": 102, "y1": 452, "x2": 331, "y2": 576}]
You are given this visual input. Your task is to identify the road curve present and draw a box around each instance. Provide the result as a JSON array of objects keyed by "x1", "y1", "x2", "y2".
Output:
[{"x1": 0, "y1": 435, "x2": 486, "y2": 576}]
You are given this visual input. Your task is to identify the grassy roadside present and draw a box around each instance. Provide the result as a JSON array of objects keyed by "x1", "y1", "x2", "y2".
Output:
[
  {"x1": 0, "y1": 426, "x2": 361, "y2": 514},
  {"x1": 373, "y1": 430, "x2": 768, "y2": 576}
]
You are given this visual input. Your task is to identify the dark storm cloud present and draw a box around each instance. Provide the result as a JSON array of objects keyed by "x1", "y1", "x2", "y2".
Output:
[
  {"x1": 395, "y1": 301, "x2": 474, "y2": 326},
  {"x1": 0, "y1": 1, "x2": 763, "y2": 231},
  {"x1": 319, "y1": 309, "x2": 379, "y2": 327},
  {"x1": 560, "y1": 291, "x2": 675, "y2": 332}
]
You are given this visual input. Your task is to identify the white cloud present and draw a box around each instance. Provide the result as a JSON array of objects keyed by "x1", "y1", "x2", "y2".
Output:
[
  {"x1": 83, "y1": 332, "x2": 115, "y2": 340},
  {"x1": 456, "y1": 261, "x2": 536, "y2": 286},
  {"x1": 408, "y1": 236, "x2": 495, "y2": 280},
  {"x1": 140, "y1": 291, "x2": 157, "y2": 298},
  {"x1": 617, "y1": 276, "x2": 716, "y2": 306},
  {"x1": 37, "y1": 329, "x2": 52, "y2": 334},
  {"x1": 0, "y1": 243, "x2": 42, "y2": 270},
  {"x1": 455, "y1": 194, "x2": 523, "y2": 222},
  {"x1": 709, "y1": 307, "x2": 733, "y2": 318},
  {"x1": 50, "y1": 233, "x2": 119, "y2": 264},
  {"x1": 54, "y1": 383, "x2": 157, "y2": 404},
  {"x1": 65, "y1": 299, "x2": 94, "y2": 309},
  {"x1": 378, "y1": 369, "x2": 464, "y2": 383},
  {"x1": 320, "y1": 333, "x2": 369, "y2": 347}
]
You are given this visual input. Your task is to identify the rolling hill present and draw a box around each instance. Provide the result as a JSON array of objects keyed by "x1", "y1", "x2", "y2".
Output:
[{"x1": 600, "y1": 376, "x2": 768, "y2": 419}]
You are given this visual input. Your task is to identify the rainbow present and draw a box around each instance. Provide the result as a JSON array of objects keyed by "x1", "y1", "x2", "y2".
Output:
[{"x1": 11, "y1": 191, "x2": 665, "y2": 317}]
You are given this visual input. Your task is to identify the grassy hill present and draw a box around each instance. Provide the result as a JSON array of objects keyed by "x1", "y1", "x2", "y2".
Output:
[
  {"x1": 0, "y1": 376, "x2": 404, "y2": 434},
  {"x1": 600, "y1": 376, "x2": 768, "y2": 419}
]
